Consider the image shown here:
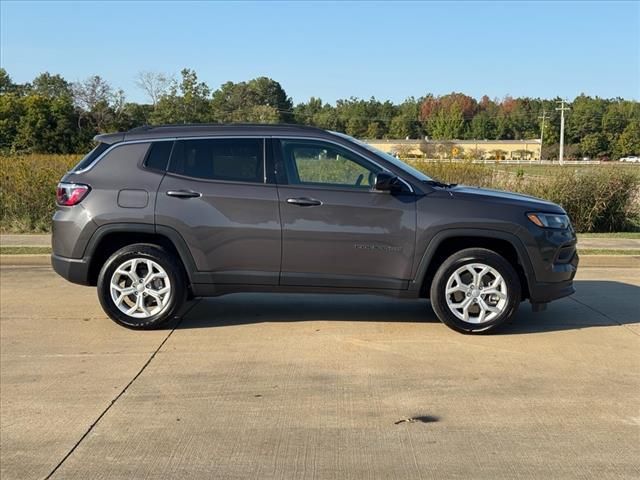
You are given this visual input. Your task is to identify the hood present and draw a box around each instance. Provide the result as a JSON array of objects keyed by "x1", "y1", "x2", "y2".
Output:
[{"x1": 447, "y1": 185, "x2": 565, "y2": 213}]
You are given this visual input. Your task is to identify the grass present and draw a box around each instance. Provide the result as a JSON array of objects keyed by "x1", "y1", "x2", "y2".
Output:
[
  {"x1": 578, "y1": 249, "x2": 640, "y2": 255},
  {"x1": 0, "y1": 246, "x2": 52, "y2": 255},
  {"x1": 578, "y1": 232, "x2": 640, "y2": 239}
]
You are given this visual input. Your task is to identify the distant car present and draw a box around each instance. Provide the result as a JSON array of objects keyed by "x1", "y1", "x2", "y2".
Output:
[{"x1": 619, "y1": 156, "x2": 640, "y2": 163}]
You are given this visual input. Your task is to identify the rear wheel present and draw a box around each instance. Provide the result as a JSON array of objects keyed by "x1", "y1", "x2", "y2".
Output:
[
  {"x1": 97, "y1": 244, "x2": 187, "y2": 329},
  {"x1": 430, "y1": 248, "x2": 521, "y2": 334}
]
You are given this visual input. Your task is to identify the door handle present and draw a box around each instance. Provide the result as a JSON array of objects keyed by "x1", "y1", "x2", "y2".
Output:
[
  {"x1": 166, "y1": 190, "x2": 202, "y2": 198},
  {"x1": 286, "y1": 197, "x2": 322, "y2": 207}
]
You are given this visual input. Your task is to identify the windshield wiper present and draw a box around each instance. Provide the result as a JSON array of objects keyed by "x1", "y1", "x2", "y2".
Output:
[{"x1": 423, "y1": 179, "x2": 457, "y2": 188}]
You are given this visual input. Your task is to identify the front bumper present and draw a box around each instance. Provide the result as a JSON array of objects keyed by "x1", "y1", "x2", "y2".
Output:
[
  {"x1": 51, "y1": 254, "x2": 91, "y2": 285},
  {"x1": 528, "y1": 250, "x2": 579, "y2": 303}
]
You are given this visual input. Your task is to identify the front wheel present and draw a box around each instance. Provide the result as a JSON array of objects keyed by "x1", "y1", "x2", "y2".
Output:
[
  {"x1": 97, "y1": 244, "x2": 187, "y2": 329},
  {"x1": 430, "y1": 248, "x2": 521, "y2": 334}
]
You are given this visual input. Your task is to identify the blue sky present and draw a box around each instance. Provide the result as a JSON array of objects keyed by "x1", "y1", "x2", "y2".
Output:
[{"x1": 1, "y1": 1, "x2": 639, "y2": 104}]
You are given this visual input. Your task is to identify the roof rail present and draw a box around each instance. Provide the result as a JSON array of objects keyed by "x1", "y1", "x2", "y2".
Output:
[
  {"x1": 127, "y1": 125, "x2": 154, "y2": 133},
  {"x1": 126, "y1": 122, "x2": 325, "y2": 133}
]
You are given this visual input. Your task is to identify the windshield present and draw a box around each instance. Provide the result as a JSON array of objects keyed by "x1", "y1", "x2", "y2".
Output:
[{"x1": 331, "y1": 132, "x2": 432, "y2": 181}]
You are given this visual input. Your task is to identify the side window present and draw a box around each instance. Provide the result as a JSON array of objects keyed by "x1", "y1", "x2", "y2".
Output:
[
  {"x1": 168, "y1": 138, "x2": 264, "y2": 183},
  {"x1": 72, "y1": 142, "x2": 110, "y2": 172},
  {"x1": 281, "y1": 140, "x2": 380, "y2": 189},
  {"x1": 144, "y1": 141, "x2": 173, "y2": 171}
]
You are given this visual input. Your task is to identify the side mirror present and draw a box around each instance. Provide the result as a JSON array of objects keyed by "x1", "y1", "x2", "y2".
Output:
[{"x1": 374, "y1": 172, "x2": 406, "y2": 192}]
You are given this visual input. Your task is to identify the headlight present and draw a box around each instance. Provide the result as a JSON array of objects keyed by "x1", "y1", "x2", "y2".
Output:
[{"x1": 527, "y1": 212, "x2": 570, "y2": 229}]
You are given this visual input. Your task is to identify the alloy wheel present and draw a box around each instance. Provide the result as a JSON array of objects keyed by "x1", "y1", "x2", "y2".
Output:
[
  {"x1": 444, "y1": 263, "x2": 508, "y2": 324},
  {"x1": 109, "y1": 258, "x2": 172, "y2": 318}
]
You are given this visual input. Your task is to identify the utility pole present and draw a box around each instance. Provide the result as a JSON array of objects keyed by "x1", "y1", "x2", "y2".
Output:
[
  {"x1": 538, "y1": 109, "x2": 548, "y2": 162},
  {"x1": 556, "y1": 100, "x2": 570, "y2": 165}
]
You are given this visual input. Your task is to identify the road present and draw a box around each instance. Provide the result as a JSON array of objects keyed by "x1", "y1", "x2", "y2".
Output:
[{"x1": 1, "y1": 264, "x2": 639, "y2": 479}]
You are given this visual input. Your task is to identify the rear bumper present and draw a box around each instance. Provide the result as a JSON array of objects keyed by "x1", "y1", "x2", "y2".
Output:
[{"x1": 51, "y1": 254, "x2": 91, "y2": 285}]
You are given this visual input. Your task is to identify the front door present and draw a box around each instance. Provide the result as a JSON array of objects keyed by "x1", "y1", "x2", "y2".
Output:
[
  {"x1": 156, "y1": 137, "x2": 281, "y2": 285},
  {"x1": 275, "y1": 139, "x2": 417, "y2": 289}
]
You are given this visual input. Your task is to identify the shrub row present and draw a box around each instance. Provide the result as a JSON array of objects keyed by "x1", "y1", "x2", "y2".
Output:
[
  {"x1": 0, "y1": 155, "x2": 638, "y2": 233},
  {"x1": 409, "y1": 160, "x2": 640, "y2": 232},
  {"x1": 1, "y1": 154, "x2": 80, "y2": 232}
]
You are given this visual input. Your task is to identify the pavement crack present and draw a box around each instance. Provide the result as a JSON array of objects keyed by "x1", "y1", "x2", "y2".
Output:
[
  {"x1": 42, "y1": 300, "x2": 199, "y2": 480},
  {"x1": 569, "y1": 296, "x2": 639, "y2": 337}
]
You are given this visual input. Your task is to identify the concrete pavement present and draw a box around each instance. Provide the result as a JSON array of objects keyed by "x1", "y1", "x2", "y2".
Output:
[{"x1": 1, "y1": 265, "x2": 639, "y2": 479}]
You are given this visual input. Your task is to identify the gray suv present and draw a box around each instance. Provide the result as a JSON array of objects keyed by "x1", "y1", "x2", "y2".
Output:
[{"x1": 52, "y1": 124, "x2": 578, "y2": 333}]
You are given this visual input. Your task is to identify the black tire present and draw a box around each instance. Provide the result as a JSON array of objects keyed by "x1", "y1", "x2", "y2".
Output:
[
  {"x1": 430, "y1": 248, "x2": 521, "y2": 334},
  {"x1": 97, "y1": 243, "x2": 187, "y2": 329}
]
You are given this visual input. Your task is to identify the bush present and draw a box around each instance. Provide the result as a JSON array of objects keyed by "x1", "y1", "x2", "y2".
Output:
[
  {"x1": 0, "y1": 154, "x2": 80, "y2": 232},
  {"x1": 409, "y1": 160, "x2": 640, "y2": 233},
  {"x1": 0, "y1": 155, "x2": 638, "y2": 234}
]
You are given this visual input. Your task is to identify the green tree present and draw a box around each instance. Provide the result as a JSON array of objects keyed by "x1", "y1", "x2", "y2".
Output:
[
  {"x1": 614, "y1": 121, "x2": 640, "y2": 158},
  {"x1": 0, "y1": 68, "x2": 13, "y2": 93},
  {"x1": 152, "y1": 69, "x2": 211, "y2": 124},
  {"x1": 365, "y1": 121, "x2": 384, "y2": 138},
  {"x1": 428, "y1": 105, "x2": 465, "y2": 140},
  {"x1": 579, "y1": 132, "x2": 608, "y2": 158},
  {"x1": 12, "y1": 93, "x2": 78, "y2": 153},
  {"x1": 469, "y1": 111, "x2": 496, "y2": 139},
  {"x1": 211, "y1": 77, "x2": 291, "y2": 123},
  {"x1": 32, "y1": 72, "x2": 73, "y2": 98},
  {"x1": 0, "y1": 91, "x2": 23, "y2": 151}
]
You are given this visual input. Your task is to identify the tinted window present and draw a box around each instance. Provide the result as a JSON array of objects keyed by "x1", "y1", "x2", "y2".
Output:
[
  {"x1": 72, "y1": 142, "x2": 110, "y2": 172},
  {"x1": 169, "y1": 138, "x2": 264, "y2": 183},
  {"x1": 144, "y1": 141, "x2": 173, "y2": 171},
  {"x1": 281, "y1": 140, "x2": 380, "y2": 188}
]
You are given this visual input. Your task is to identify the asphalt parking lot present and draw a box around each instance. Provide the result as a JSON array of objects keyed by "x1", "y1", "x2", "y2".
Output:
[{"x1": 1, "y1": 263, "x2": 639, "y2": 479}]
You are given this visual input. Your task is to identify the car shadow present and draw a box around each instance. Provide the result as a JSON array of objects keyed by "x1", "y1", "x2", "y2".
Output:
[{"x1": 172, "y1": 280, "x2": 639, "y2": 334}]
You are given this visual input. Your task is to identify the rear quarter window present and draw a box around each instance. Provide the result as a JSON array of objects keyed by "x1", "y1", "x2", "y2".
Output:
[
  {"x1": 144, "y1": 141, "x2": 173, "y2": 171},
  {"x1": 71, "y1": 142, "x2": 110, "y2": 172}
]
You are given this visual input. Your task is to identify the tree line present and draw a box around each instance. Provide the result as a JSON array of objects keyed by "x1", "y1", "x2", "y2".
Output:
[{"x1": 1, "y1": 67, "x2": 639, "y2": 159}]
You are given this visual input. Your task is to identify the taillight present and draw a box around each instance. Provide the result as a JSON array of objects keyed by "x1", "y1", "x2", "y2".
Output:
[{"x1": 56, "y1": 183, "x2": 90, "y2": 206}]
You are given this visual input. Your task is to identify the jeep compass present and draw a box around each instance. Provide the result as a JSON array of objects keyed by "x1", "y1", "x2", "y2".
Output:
[{"x1": 52, "y1": 124, "x2": 578, "y2": 333}]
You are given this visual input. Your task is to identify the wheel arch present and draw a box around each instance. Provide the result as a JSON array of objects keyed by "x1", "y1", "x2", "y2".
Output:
[
  {"x1": 84, "y1": 223, "x2": 197, "y2": 286},
  {"x1": 412, "y1": 229, "x2": 533, "y2": 300}
]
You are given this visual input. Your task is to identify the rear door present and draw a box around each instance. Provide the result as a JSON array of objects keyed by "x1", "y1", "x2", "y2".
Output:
[
  {"x1": 275, "y1": 138, "x2": 417, "y2": 289},
  {"x1": 155, "y1": 137, "x2": 281, "y2": 285}
]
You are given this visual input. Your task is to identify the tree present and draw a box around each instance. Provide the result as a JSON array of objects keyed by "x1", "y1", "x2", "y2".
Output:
[
  {"x1": 72, "y1": 75, "x2": 119, "y2": 133},
  {"x1": 428, "y1": 105, "x2": 465, "y2": 140},
  {"x1": 469, "y1": 111, "x2": 495, "y2": 139},
  {"x1": 152, "y1": 68, "x2": 211, "y2": 124},
  {"x1": 566, "y1": 95, "x2": 606, "y2": 144},
  {"x1": 0, "y1": 68, "x2": 13, "y2": 93},
  {"x1": 365, "y1": 121, "x2": 384, "y2": 139},
  {"x1": 579, "y1": 132, "x2": 608, "y2": 158},
  {"x1": 419, "y1": 140, "x2": 437, "y2": 158},
  {"x1": 615, "y1": 121, "x2": 640, "y2": 158},
  {"x1": 135, "y1": 71, "x2": 172, "y2": 106},
  {"x1": 0, "y1": 90, "x2": 24, "y2": 151},
  {"x1": 32, "y1": 72, "x2": 72, "y2": 98},
  {"x1": 211, "y1": 77, "x2": 292, "y2": 123},
  {"x1": 12, "y1": 93, "x2": 78, "y2": 153}
]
